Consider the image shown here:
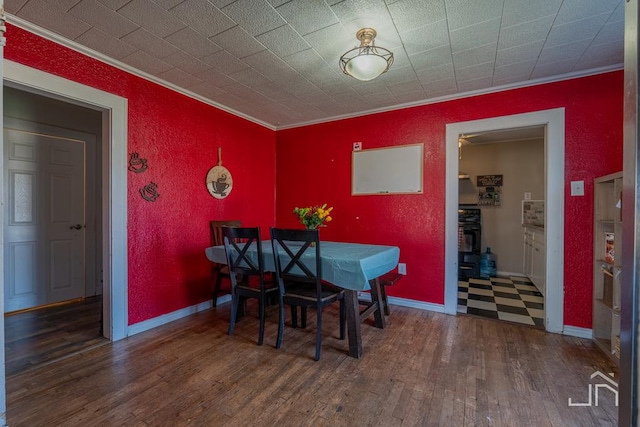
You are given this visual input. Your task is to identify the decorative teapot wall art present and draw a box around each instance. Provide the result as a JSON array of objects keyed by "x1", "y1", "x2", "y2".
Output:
[{"x1": 206, "y1": 147, "x2": 233, "y2": 199}]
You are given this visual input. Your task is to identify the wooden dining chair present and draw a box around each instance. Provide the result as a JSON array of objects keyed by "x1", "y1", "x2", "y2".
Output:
[
  {"x1": 223, "y1": 226, "x2": 279, "y2": 345},
  {"x1": 210, "y1": 220, "x2": 241, "y2": 307},
  {"x1": 270, "y1": 227, "x2": 345, "y2": 361}
]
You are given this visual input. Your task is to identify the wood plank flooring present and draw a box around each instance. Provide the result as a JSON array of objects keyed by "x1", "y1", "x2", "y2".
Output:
[
  {"x1": 4, "y1": 296, "x2": 107, "y2": 377},
  {"x1": 6, "y1": 302, "x2": 618, "y2": 426}
]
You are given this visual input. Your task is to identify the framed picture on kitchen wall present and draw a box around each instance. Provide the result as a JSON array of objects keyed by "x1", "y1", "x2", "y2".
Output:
[
  {"x1": 477, "y1": 174, "x2": 503, "y2": 206},
  {"x1": 352, "y1": 143, "x2": 424, "y2": 195}
]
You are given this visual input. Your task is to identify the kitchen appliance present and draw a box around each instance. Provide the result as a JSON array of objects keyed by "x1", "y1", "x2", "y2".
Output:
[{"x1": 458, "y1": 207, "x2": 481, "y2": 279}]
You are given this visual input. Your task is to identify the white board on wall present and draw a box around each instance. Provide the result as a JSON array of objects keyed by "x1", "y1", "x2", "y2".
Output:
[{"x1": 352, "y1": 143, "x2": 424, "y2": 195}]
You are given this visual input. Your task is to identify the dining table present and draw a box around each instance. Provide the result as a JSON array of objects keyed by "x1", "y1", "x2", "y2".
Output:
[{"x1": 205, "y1": 240, "x2": 400, "y2": 358}]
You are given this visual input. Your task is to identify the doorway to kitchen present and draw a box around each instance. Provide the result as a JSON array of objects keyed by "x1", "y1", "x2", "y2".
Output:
[
  {"x1": 444, "y1": 109, "x2": 565, "y2": 334},
  {"x1": 455, "y1": 126, "x2": 545, "y2": 327}
]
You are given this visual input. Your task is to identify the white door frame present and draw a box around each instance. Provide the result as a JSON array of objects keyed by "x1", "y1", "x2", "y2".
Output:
[
  {"x1": 3, "y1": 60, "x2": 128, "y2": 341},
  {"x1": 444, "y1": 108, "x2": 565, "y2": 333}
]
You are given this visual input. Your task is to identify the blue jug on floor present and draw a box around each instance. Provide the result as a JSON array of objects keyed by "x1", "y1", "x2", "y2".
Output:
[{"x1": 480, "y1": 247, "x2": 497, "y2": 278}]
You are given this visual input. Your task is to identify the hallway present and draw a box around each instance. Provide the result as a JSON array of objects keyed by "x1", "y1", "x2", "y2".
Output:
[{"x1": 4, "y1": 297, "x2": 107, "y2": 377}]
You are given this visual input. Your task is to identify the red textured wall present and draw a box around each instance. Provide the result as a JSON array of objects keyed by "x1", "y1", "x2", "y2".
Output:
[
  {"x1": 5, "y1": 24, "x2": 623, "y2": 329},
  {"x1": 5, "y1": 25, "x2": 276, "y2": 324},
  {"x1": 276, "y1": 72, "x2": 623, "y2": 328}
]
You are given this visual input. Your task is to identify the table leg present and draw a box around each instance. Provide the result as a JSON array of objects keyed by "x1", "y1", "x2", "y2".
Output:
[
  {"x1": 369, "y1": 278, "x2": 386, "y2": 329},
  {"x1": 344, "y1": 290, "x2": 363, "y2": 358}
]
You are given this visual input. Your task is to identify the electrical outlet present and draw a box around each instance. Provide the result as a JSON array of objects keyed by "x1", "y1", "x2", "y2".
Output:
[{"x1": 398, "y1": 263, "x2": 406, "y2": 275}]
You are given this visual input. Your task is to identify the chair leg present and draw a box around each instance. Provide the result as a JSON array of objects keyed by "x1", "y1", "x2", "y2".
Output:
[
  {"x1": 315, "y1": 308, "x2": 322, "y2": 361},
  {"x1": 276, "y1": 296, "x2": 284, "y2": 349},
  {"x1": 380, "y1": 282, "x2": 390, "y2": 316},
  {"x1": 291, "y1": 305, "x2": 298, "y2": 328},
  {"x1": 339, "y1": 299, "x2": 346, "y2": 340},
  {"x1": 228, "y1": 293, "x2": 238, "y2": 335},
  {"x1": 238, "y1": 296, "x2": 247, "y2": 318},
  {"x1": 258, "y1": 295, "x2": 265, "y2": 346},
  {"x1": 212, "y1": 268, "x2": 222, "y2": 308}
]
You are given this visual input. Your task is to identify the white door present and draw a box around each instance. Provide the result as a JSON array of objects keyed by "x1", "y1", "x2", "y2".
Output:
[{"x1": 4, "y1": 127, "x2": 86, "y2": 312}]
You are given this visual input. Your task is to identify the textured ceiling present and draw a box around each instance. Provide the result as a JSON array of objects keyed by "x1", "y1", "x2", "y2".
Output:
[{"x1": 5, "y1": 0, "x2": 625, "y2": 129}]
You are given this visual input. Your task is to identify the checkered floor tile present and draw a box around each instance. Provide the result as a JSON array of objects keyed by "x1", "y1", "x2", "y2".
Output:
[{"x1": 457, "y1": 276, "x2": 544, "y2": 327}]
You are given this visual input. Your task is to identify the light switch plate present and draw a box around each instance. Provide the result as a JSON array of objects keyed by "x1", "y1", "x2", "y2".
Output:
[
  {"x1": 524, "y1": 192, "x2": 531, "y2": 200},
  {"x1": 398, "y1": 263, "x2": 406, "y2": 275},
  {"x1": 571, "y1": 180, "x2": 585, "y2": 196}
]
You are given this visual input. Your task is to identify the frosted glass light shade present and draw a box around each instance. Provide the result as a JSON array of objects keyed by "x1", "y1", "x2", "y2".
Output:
[{"x1": 344, "y1": 54, "x2": 389, "y2": 81}]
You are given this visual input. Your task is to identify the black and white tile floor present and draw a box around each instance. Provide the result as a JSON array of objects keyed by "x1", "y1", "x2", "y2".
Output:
[{"x1": 457, "y1": 276, "x2": 545, "y2": 327}]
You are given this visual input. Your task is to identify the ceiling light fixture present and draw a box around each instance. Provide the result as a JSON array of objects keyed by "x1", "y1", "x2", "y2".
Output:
[{"x1": 339, "y1": 28, "x2": 394, "y2": 81}]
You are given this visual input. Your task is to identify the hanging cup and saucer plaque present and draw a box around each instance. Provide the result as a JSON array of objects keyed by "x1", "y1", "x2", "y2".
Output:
[
  {"x1": 206, "y1": 147, "x2": 233, "y2": 199},
  {"x1": 206, "y1": 165, "x2": 233, "y2": 199}
]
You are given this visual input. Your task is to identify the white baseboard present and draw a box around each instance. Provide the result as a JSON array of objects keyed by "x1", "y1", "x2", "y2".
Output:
[
  {"x1": 562, "y1": 325, "x2": 593, "y2": 339},
  {"x1": 128, "y1": 299, "x2": 213, "y2": 336},
  {"x1": 384, "y1": 299, "x2": 593, "y2": 338},
  {"x1": 216, "y1": 295, "x2": 231, "y2": 305},
  {"x1": 498, "y1": 270, "x2": 528, "y2": 278},
  {"x1": 130, "y1": 295, "x2": 592, "y2": 339},
  {"x1": 357, "y1": 292, "x2": 445, "y2": 314},
  {"x1": 388, "y1": 296, "x2": 445, "y2": 313}
]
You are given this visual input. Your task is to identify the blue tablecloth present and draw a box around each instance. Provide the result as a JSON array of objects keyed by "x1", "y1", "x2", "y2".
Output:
[{"x1": 205, "y1": 241, "x2": 399, "y2": 291}]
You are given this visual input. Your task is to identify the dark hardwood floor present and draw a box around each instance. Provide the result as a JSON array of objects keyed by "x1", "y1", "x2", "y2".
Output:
[
  {"x1": 4, "y1": 296, "x2": 108, "y2": 377},
  {"x1": 6, "y1": 301, "x2": 618, "y2": 426}
]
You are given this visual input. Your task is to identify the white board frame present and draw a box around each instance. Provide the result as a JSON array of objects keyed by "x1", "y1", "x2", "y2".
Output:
[{"x1": 352, "y1": 143, "x2": 424, "y2": 195}]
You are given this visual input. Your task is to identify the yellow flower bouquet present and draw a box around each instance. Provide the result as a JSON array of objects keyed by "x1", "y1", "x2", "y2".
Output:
[{"x1": 293, "y1": 204, "x2": 333, "y2": 229}]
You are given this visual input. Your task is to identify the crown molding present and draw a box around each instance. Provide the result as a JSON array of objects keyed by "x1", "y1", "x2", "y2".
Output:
[
  {"x1": 5, "y1": 14, "x2": 276, "y2": 131},
  {"x1": 276, "y1": 64, "x2": 623, "y2": 130}
]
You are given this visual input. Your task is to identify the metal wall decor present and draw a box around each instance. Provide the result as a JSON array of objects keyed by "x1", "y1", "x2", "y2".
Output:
[
  {"x1": 206, "y1": 147, "x2": 233, "y2": 199},
  {"x1": 129, "y1": 152, "x2": 158, "y2": 202},
  {"x1": 128, "y1": 152, "x2": 148, "y2": 173},
  {"x1": 140, "y1": 182, "x2": 160, "y2": 202}
]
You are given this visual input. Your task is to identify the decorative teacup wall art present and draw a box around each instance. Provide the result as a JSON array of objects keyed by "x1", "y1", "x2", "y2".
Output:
[
  {"x1": 140, "y1": 182, "x2": 160, "y2": 202},
  {"x1": 206, "y1": 147, "x2": 233, "y2": 199},
  {"x1": 128, "y1": 152, "x2": 148, "y2": 173},
  {"x1": 128, "y1": 152, "x2": 160, "y2": 202}
]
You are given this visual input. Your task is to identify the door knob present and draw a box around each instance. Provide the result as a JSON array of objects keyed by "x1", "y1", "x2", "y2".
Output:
[{"x1": 69, "y1": 224, "x2": 83, "y2": 230}]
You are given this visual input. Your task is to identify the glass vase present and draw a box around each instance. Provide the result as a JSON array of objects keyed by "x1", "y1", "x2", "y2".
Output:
[{"x1": 305, "y1": 224, "x2": 318, "y2": 246}]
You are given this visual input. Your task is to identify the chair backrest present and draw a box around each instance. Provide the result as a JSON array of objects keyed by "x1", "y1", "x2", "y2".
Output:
[
  {"x1": 270, "y1": 228, "x2": 321, "y2": 289},
  {"x1": 222, "y1": 226, "x2": 265, "y2": 285},
  {"x1": 210, "y1": 220, "x2": 242, "y2": 246}
]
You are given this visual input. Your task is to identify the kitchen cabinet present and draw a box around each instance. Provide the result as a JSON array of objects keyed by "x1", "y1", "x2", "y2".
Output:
[
  {"x1": 592, "y1": 172, "x2": 622, "y2": 365},
  {"x1": 522, "y1": 226, "x2": 545, "y2": 296}
]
